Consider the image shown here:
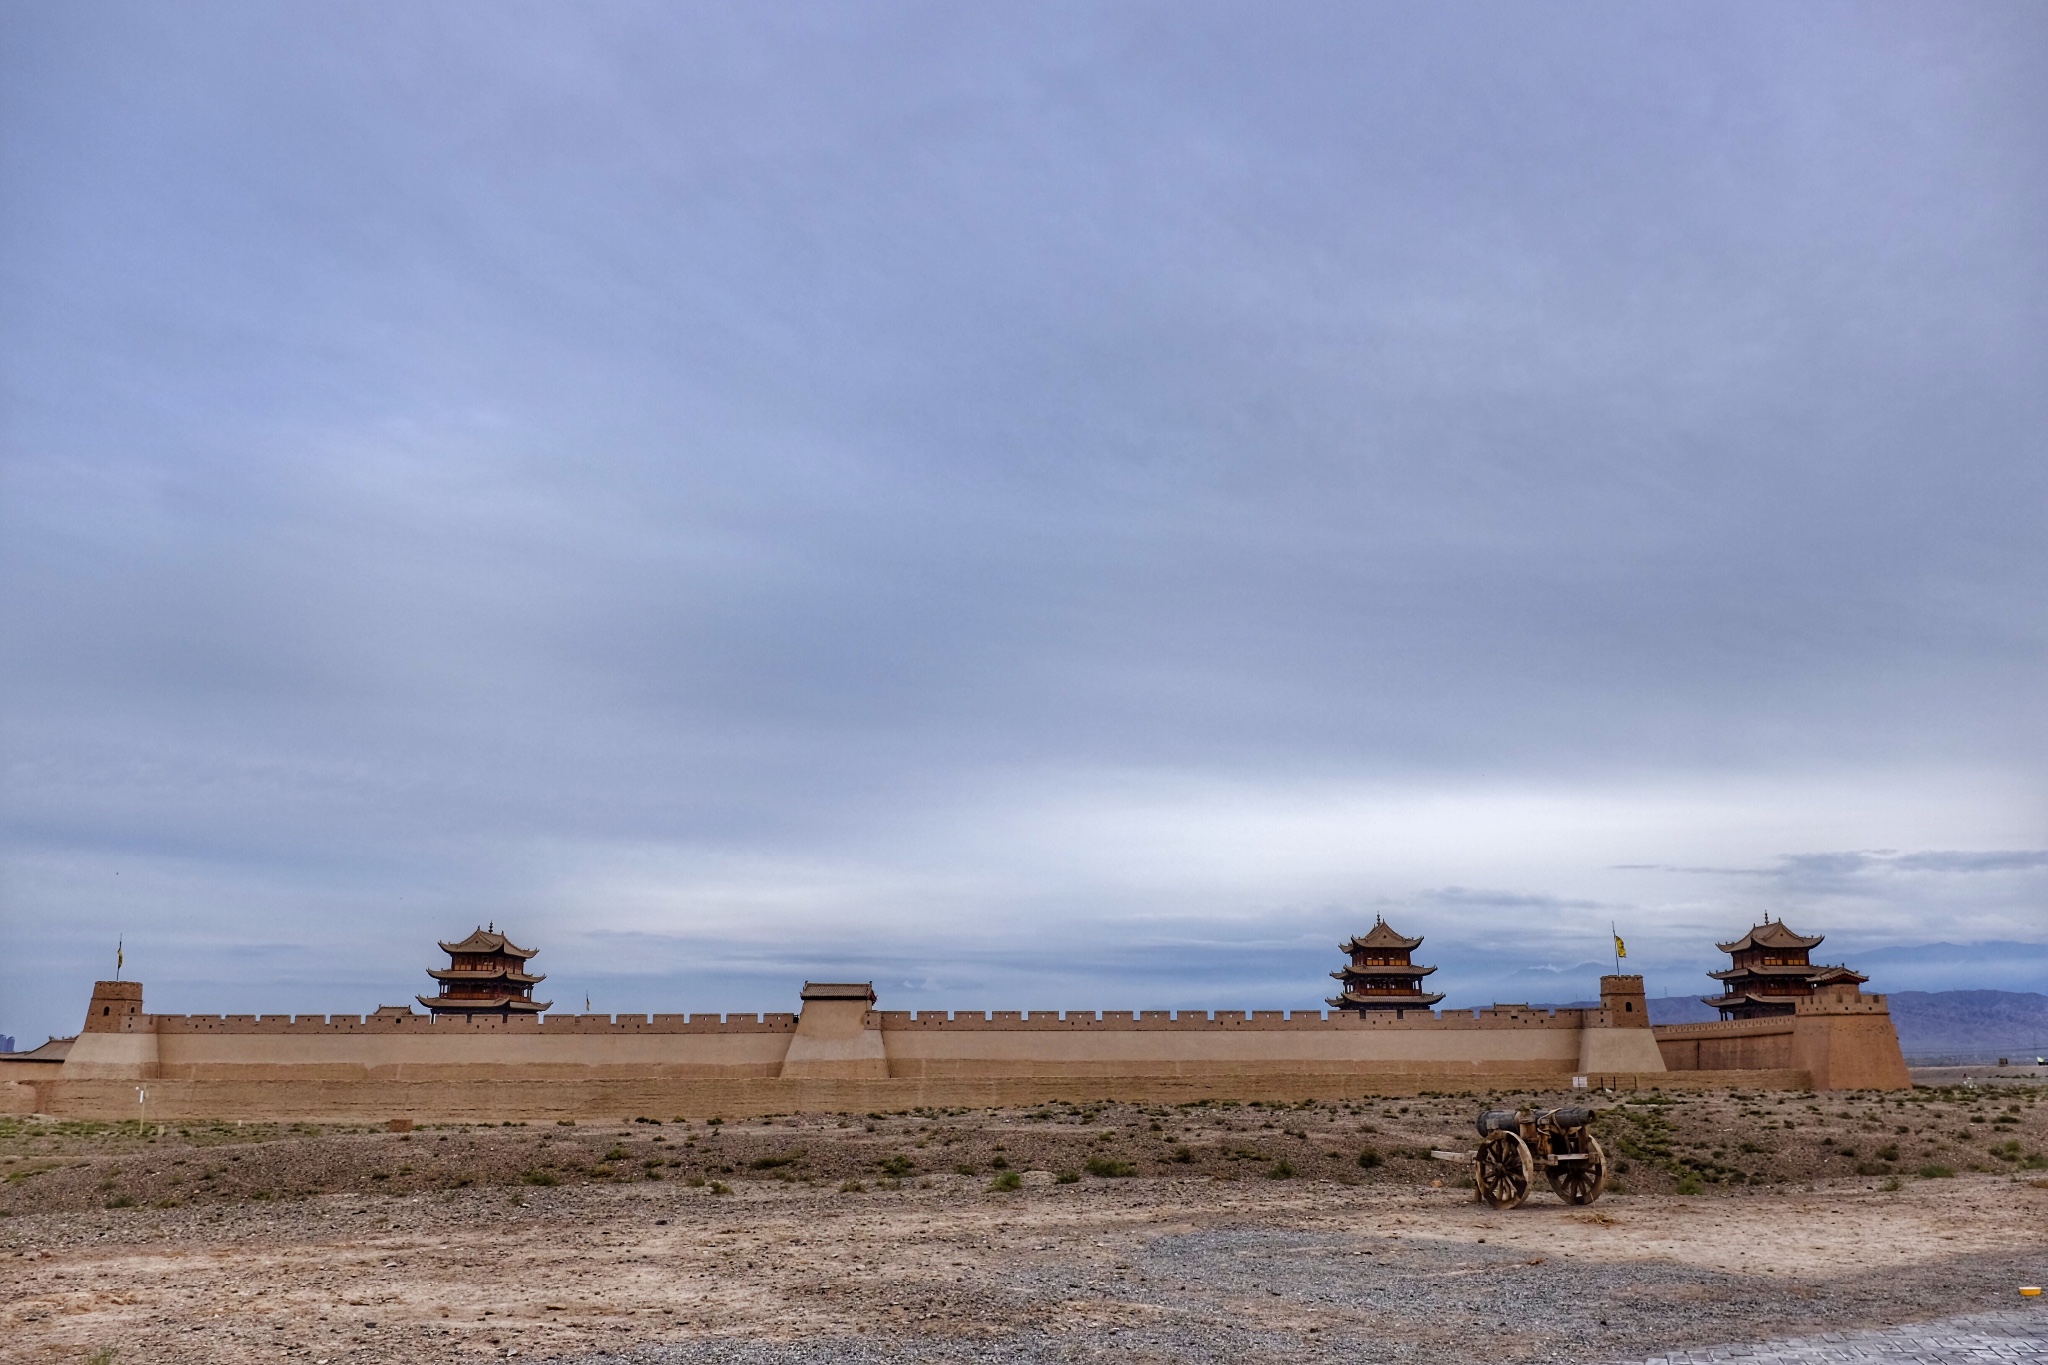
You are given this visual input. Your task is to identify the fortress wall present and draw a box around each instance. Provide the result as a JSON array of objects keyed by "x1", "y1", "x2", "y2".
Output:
[
  {"x1": 148, "y1": 1028, "x2": 794, "y2": 1080},
  {"x1": 1656, "y1": 1017, "x2": 1797, "y2": 1072},
  {"x1": 878, "y1": 1020, "x2": 1585, "y2": 1078},
  {"x1": 1653, "y1": 995, "x2": 1909, "y2": 1090},
  {"x1": 65, "y1": 1005, "x2": 1612, "y2": 1085},
  {"x1": 1791, "y1": 1009, "x2": 1913, "y2": 1090},
  {"x1": 870, "y1": 1007, "x2": 1594, "y2": 1029},
  {"x1": 27, "y1": 975, "x2": 1917, "y2": 1117},
  {"x1": 145, "y1": 1012, "x2": 797, "y2": 1034}
]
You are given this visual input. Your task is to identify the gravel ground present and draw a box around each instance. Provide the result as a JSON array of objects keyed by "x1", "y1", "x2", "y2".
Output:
[
  {"x1": 3, "y1": 1089, "x2": 2045, "y2": 1364},
  {"x1": 1635, "y1": 1310, "x2": 2048, "y2": 1363},
  {"x1": 539, "y1": 1229, "x2": 2047, "y2": 1365}
]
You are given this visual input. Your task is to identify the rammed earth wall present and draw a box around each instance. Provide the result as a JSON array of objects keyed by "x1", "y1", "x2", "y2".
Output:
[{"x1": 0, "y1": 973, "x2": 1904, "y2": 1120}]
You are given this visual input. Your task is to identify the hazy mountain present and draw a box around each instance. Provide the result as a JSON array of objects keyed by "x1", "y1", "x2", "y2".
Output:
[
  {"x1": 1564, "y1": 989, "x2": 2048, "y2": 1062},
  {"x1": 1884, "y1": 991, "x2": 2048, "y2": 1060}
]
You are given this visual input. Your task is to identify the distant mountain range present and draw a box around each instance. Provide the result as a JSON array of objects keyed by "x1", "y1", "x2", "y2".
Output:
[
  {"x1": 1880, "y1": 991, "x2": 2048, "y2": 1060},
  {"x1": 1554, "y1": 989, "x2": 2048, "y2": 1063}
]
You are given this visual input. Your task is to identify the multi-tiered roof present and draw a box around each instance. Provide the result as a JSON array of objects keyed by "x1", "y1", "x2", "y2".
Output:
[
  {"x1": 418, "y1": 926, "x2": 551, "y2": 1015},
  {"x1": 1701, "y1": 918, "x2": 1866, "y2": 1020},
  {"x1": 1328, "y1": 917, "x2": 1444, "y2": 1013}
]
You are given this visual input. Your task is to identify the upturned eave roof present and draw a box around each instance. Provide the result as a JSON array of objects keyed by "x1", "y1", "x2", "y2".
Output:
[
  {"x1": 1710, "y1": 963, "x2": 1827, "y2": 981},
  {"x1": 437, "y1": 927, "x2": 539, "y2": 959},
  {"x1": 1339, "y1": 918, "x2": 1424, "y2": 953},
  {"x1": 1329, "y1": 963, "x2": 1439, "y2": 979},
  {"x1": 1328, "y1": 990, "x2": 1445, "y2": 1008},
  {"x1": 427, "y1": 967, "x2": 547, "y2": 985},
  {"x1": 1715, "y1": 921, "x2": 1825, "y2": 954},
  {"x1": 417, "y1": 994, "x2": 551, "y2": 1013}
]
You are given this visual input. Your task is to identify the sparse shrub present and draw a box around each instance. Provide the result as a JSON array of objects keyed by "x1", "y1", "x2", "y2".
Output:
[
  {"x1": 1054, "y1": 1169, "x2": 1080, "y2": 1184},
  {"x1": 987, "y1": 1170, "x2": 1022, "y2": 1192},
  {"x1": 1084, "y1": 1156, "x2": 1136, "y2": 1178},
  {"x1": 1266, "y1": 1160, "x2": 1295, "y2": 1179},
  {"x1": 603, "y1": 1146, "x2": 629, "y2": 1161},
  {"x1": 1358, "y1": 1147, "x2": 1382, "y2": 1169},
  {"x1": 707, "y1": 1181, "x2": 732, "y2": 1194},
  {"x1": 1170, "y1": 1147, "x2": 1194, "y2": 1164},
  {"x1": 520, "y1": 1171, "x2": 558, "y2": 1186},
  {"x1": 839, "y1": 1179, "x2": 866, "y2": 1193},
  {"x1": 1881, "y1": 1176, "x2": 1902, "y2": 1191},
  {"x1": 1876, "y1": 1144, "x2": 1899, "y2": 1161},
  {"x1": 1916, "y1": 1165, "x2": 1956, "y2": 1179},
  {"x1": 1674, "y1": 1175, "x2": 1702, "y2": 1195},
  {"x1": 876, "y1": 1154, "x2": 916, "y2": 1177}
]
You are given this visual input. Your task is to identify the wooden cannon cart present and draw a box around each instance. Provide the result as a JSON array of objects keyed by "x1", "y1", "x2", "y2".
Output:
[{"x1": 1472, "y1": 1105, "x2": 1608, "y2": 1209}]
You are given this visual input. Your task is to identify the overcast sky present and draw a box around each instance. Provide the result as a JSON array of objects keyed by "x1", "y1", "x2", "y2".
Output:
[{"x1": 2, "y1": 2, "x2": 2043, "y2": 1045}]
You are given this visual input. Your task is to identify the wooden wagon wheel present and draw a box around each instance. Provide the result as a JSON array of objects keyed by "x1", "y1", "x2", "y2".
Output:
[
  {"x1": 1474, "y1": 1129, "x2": 1534, "y2": 1209},
  {"x1": 1545, "y1": 1134, "x2": 1608, "y2": 1205}
]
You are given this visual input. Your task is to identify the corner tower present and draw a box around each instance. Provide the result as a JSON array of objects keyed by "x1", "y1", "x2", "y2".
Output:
[
  {"x1": 1328, "y1": 917, "x2": 1445, "y2": 1013},
  {"x1": 1703, "y1": 918, "x2": 1866, "y2": 1020}
]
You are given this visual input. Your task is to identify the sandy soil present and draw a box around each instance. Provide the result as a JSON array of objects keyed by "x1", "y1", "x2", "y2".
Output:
[{"x1": 4, "y1": 1088, "x2": 2045, "y2": 1364}]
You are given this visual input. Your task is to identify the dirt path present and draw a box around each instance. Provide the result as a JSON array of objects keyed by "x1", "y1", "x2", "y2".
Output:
[{"x1": 5, "y1": 1173, "x2": 2045, "y2": 1364}]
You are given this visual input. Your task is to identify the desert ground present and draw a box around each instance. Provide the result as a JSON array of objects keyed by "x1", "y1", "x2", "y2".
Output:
[{"x1": 3, "y1": 1085, "x2": 2045, "y2": 1364}]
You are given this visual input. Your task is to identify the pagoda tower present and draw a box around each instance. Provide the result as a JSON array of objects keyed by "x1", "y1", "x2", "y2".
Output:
[
  {"x1": 1702, "y1": 917, "x2": 1867, "y2": 1020},
  {"x1": 419, "y1": 925, "x2": 551, "y2": 1016},
  {"x1": 1327, "y1": 917, "x2": 1445, "y2": 1013}
]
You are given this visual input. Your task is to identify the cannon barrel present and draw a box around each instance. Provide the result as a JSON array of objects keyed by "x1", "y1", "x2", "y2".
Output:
[
  {"x1": 1475, "y1": 1105, "x2": 1594, "y2": 1135},
  {"x1": 1476, "y1": 1110, "x2": 1521, "y2": 1135}
]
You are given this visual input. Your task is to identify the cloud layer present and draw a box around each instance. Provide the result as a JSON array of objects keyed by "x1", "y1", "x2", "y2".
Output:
[{"x1": 3, "y1": 3, "x2": 2044, "y2": 1042}]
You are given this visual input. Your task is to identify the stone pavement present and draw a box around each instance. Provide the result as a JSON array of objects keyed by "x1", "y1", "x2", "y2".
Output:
[{"x1": 1637, "y1": 1309, "x2": 2047, "y2": 1364}]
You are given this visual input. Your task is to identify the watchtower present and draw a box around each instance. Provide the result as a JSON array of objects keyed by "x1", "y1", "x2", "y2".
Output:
[
  {"x1": 418, "y1": 925, "x2": 552, "y2": 1016},
  {"x1": 1327, "y1": 917, "x2": 1445, "y2": 1013}
]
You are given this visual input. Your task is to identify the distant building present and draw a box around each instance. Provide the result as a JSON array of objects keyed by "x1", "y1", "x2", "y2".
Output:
[
  {"x1": 1327, "y1": 917, "x2": 1446, "y2": 1013},
  {"x1": 0, "y1": 1035, "x2": 13, "y2": 1054},
  {"x1": 1702, "y1": 918, "x2": 1867, "y2": 1020},
  {"x1": 417, "y1": 925, "x2": 552, "y2": 1016}
]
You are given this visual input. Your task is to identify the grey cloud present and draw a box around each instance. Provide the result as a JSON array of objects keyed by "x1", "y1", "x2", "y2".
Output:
[{"x1": 3, "y1": 3, "x2": 2045, "y2": 1043}]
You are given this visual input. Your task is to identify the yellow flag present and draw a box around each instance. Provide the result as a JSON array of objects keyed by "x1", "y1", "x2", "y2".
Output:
[{"x1": 1613, "y1": 934, "x2": 1626, "y2": 959}]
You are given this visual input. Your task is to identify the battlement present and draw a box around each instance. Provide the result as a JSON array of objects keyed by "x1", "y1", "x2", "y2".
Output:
[
  {"x1": 137, "y1": 1011, "x2": 800, "y2": 1035},
  {"x1": 120, "y1": 1003, "x2": 1605, "y2": 1036}
]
